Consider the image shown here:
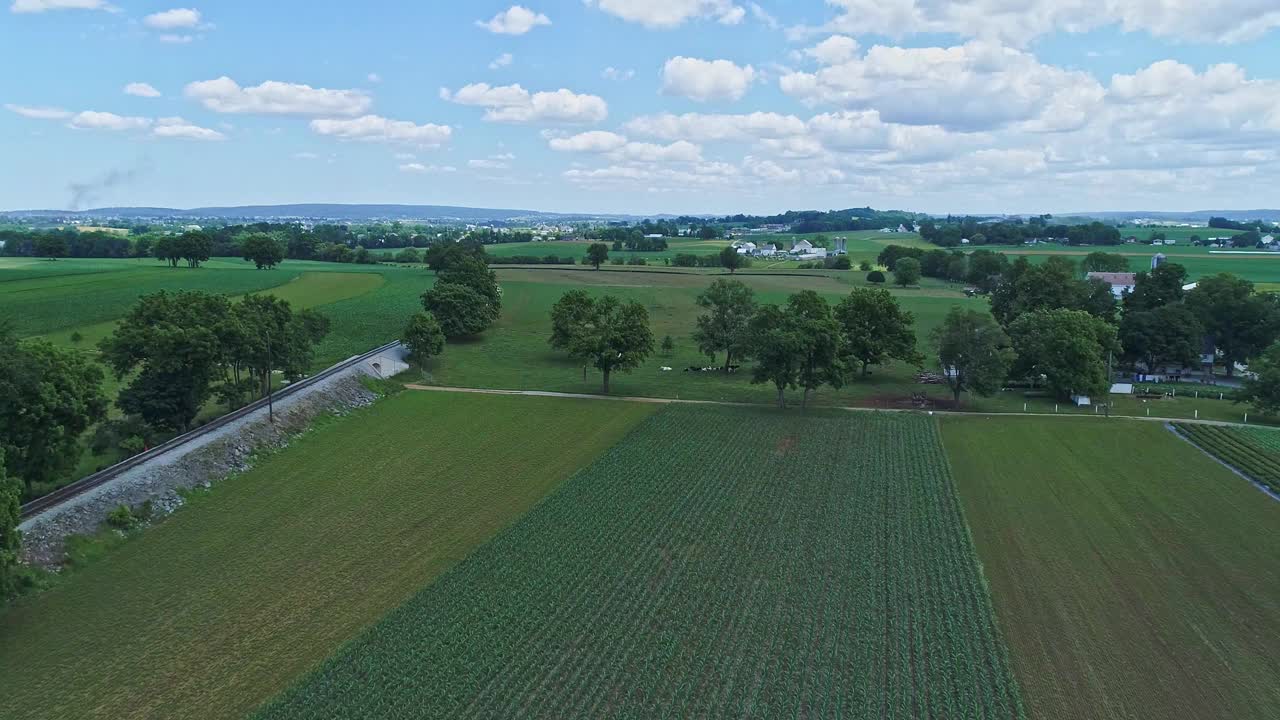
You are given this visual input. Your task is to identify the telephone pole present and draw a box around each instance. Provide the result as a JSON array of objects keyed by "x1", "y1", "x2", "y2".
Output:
[{"x1": 265, "y1": 328, "x2": 274, "y2": 424}]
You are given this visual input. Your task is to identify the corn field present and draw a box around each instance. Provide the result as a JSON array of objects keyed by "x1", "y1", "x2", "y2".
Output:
[
  {"x1": 256, "y1": 405, "x2": 1025, "y2": 719},
  {"x1": 1176, "y1": 423, "x2": 1280, "y2": 495}
]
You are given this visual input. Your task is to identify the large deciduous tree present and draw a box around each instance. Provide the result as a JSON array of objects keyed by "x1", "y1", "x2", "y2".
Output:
[
  {"x1": 586, "y1": 243, "x2": 610, "y2": 270},
  {"x1": 1008, "y1": 309, "x2": 1120, "y2": 401},
  {"x1": 1082, "y1": 251, "x2": 1129, "y2": 273},
  {"x1": 1119, "y1": 304, "x2": 1203, "y2": 373},
  {"x1": 788, "y1": 291, "x2": 843, "y2": 408},
  {"x1": 241, "y1": 233, "x2": 286, "y2": 270},
  {"x1": 402, "y1": 312, "x2": 446, "y2": 365},
  {"x1": 176, "y1": 230, "x2": 212, "y2": 268},
  {"x1": 0, "y1": 327, "x2": 108, "y2": 495},
  {"x1": 692, "y1": 279, "x2": 757, "y2": 372},
  {"x1": 99, "y1": 291, "x2": 231, "y2": 432},
  {"x1": 932, "y1": 308, "x2": 1014, "y2": 406},
  {"x1": 835, "y1": 288, "x2": 924, "y2": 377},
  {"x1": 1187, "y1": 274, "x2": 1280, "y2": 376},
  {"x1": 719, "y1": 246, "x2": 744, "y2": 274},
  {"x1": 549, "y1": 290, "x2": 596, "y2": 352},
  {"x1": 1124, "y1": 263, "x2": 1188, "y2": 313},
  {"x1": 422, "y1": 282, "x2": 500, "y2": 339},
  {"x1": 893, "y1": 257, "x2": 921, "y2": 287},
  {"x1": 232, "y1": 295, "x2": 331, "y2": 399},
  {"x1": 559, "y1": 295, "x2": 654, "y2": 394},
  {"x1": 749, "y1": 304, "x2": 803, "y2": 409},
  {"x1": 1240, "y1": 343, "x2": 1280, "y2": 417}
]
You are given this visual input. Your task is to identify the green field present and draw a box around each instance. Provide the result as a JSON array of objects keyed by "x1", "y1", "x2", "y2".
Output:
[
  {"x1": 0, "y1": 392, "x2": 655, "y2": 720},
  {"x1": 256, "y1": 405, "x2": 1024, "y2": 719},
  {"x1": 1175, "y1": 423, "x2": 1280, "y2": 495},
  {"x1": 428, "y1": 267, "x2": 982, "y2": 408},
  {"x1": 942, "y1": 418, "x2": 1280, "y2": 720}
]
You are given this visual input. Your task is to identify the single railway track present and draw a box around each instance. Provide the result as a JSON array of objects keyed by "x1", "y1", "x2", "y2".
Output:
[{"x1": 20, "y1": 341, "x2": 400, "y2": 521}]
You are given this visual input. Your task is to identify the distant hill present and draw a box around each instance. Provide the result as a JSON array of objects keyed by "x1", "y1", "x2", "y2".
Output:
[
  {"x1": 0, "y1": 203, "x2": 636, "y2": 223},
  {"x1": 1069, "y1": 209, "x2": 1280, "y2": 223}
]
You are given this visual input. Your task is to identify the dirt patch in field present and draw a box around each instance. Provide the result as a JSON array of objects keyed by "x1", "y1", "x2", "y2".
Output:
[{"x1": 775, "y1": 434, "x2": 799, "y2": 455}]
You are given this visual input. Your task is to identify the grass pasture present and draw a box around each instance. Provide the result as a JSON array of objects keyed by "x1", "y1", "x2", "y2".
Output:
[
  {"x1": 1175, "y1": 423, "x2": 1280, "y2": 495},
  {"x1": 0, "y1": 392, "x2": 656, "y2": 720},
  {"x1": 943, "y1": 418, "x2": 1280, "y2": 720},
  {"x1": 256, "y1": 405, "x2": 1024, "y2": 719}
]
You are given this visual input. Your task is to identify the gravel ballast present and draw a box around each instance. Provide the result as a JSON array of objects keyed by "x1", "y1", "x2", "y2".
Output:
[{"x1": 19, "y1": 371, "x2": 381, "y2": 568}]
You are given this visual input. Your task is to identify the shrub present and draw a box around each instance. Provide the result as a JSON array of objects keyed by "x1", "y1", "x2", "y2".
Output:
[
  {"x1": 70, "y1": 331, "x2": 84, "y2": 344},
  {"x1": 626, "y1": 256, "x2": 647, "y2": 266},
  {"x1": 867, "y1": 271, "x2": 886, "y2": 284},
  {"x1": 106, "y1": 505, "x2": 136, "y2": 530},
  {"x1": 859, "y1": 260, "x2": 872, "y2": 272},
  {"x1": 611, "y1": 258, "x2": 625, "y2": 266}
]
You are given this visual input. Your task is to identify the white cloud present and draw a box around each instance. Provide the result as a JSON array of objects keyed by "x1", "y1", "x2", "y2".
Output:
[
  {"x1": 780, "y1": 41, "x2": 1103, "y2": 132},
  {"x1": 490, "y1": 53, "x2": 514, "y2": 70},
  {"x1": 68, "y1": 111, "x2": 151, "y2": 131},
  {"x1": 185, "y1": 77, "x2": 372, "y2": 115},
  {"x1": 143, "y1": 7, "x2": 200, "y2": 29},
  {"x1": 5, "y1": 104, "x2": 73, "y2": 120},
  {"x1": 661, "y1": 57, "x2": 756, "y2": 102},
  {"x1": 294, "y1": 152, "x2": 320, "y2": 160},
  {"x1": 367, "y1": 73, "x2": 382, "y2": 83},
  {"x1": 614, "y1": 140, "x2": 704, "y2": 163},
  {"x1": 804, "y1": 35, "x2": 858, "y2": 65},
  {"x1": 602, "y1": 66, "x2": 636, "y2": 81},
  {"x1": 549, "y1": 130, "x2": 629, "y2": 153},
  {"x1": 625, "y1": 111, "x2": 807, "y2": 141},
  {"x1": 477, "y1": 5, "x2": 550, "y2": 35},
  {"x1": 441, "y1": 83, "x2": 608, "y2": 124},
  {"x1": 806, "y1": 0, "x2": 1280, "y2": 46},
  {"x1": 401, "y1": 162, "x2": 457, "y2": 174},
  {"x1": 123, "y1": 82, "x2": 161, "y2": 98},
  {"x1": 152, "y1": 116, "x2": 225, "y2": 140},
  {"x1": 10, "y1": 0, "x2": 108, "y2": 13},
  {"x1": 310, "y1": 115, "x2": 452, "y2": 146},
  {"x1": 748, "y1": 2, "x2": 779, "y2": 28},
  {"x1": 158, "y1": 34, "x2": 194, "y2": 43},
  {"x1": 469, "y1": 159, "x2": 506, "y2": 169},
  {"x1": 585, "y1": 0, "x2": 744, "y2": 28}
]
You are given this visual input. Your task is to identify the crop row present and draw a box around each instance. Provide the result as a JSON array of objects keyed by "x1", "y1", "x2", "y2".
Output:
[
  {"x1": 1176, "y1": 424, "x2": 1280, "y2": 495},
  {"x1": 255, "y1": 405, "x2": 1026, "y2": 719}
]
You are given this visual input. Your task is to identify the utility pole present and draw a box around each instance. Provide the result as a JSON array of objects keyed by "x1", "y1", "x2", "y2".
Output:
[{"x1": 1105, "y1": 350, "x2": 1113, "y2": 418}]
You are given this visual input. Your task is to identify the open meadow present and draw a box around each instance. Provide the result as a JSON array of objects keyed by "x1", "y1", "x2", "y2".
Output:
[
  {"x1": 0, "y1": 392, "x2": 656, "y2": 720},
  {"x1": 256, "y1": 404, "x2": 1025, "y2": 719},
  {"x1": 942, "y1": 418, "x2": 1280, "y2": 720}
]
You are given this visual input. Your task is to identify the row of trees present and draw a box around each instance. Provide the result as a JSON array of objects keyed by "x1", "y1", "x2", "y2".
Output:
[
  {"x1": 100, "y1": 291, "x2": 331, "y2": 433},
  {"x1": 401, "y1": 245, "x2": 504, "y2": 363},
  {"x1": 919, "y1": 217, "x2": 1123, "y2": 247}
]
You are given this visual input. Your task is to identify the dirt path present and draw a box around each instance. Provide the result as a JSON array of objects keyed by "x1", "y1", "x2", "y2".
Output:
[{"x1": 403, "y1": 384, "x2": 1269, "y2": 429}]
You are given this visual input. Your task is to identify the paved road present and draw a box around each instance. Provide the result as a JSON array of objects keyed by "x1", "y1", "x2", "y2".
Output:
[{"x1": 403, "y1": 384, "x2": 1272, "y2": 430}]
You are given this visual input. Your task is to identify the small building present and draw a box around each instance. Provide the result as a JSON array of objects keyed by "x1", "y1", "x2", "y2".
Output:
[
  {"x1": 735, "y1": 242, "x2": 757, "y2": 255},
  {"x1": 1087, "y1": 271, "x2": 1138, "y2": 299},
  {"x1": 790, "y1": 239, "x2": 815, "y2": 254},
  {"x1": 644, "y1": 233, "x2": 665, "y2": 239},
  {"x1": 1070, "y1": 395, "x2": 1092, "y2": 407},
  {"x1": 757, "y1": 244, "x2": 777, "y2": 257}
]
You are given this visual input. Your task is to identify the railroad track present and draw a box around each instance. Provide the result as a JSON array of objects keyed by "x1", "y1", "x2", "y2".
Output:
[{"x1": 20, "y1": 341, "x2": 401, "y2": 521}]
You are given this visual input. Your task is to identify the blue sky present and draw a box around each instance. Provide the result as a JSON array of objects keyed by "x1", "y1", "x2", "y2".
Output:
[{"x1": 3, "y1": 1, "x2": 1280, "y2": 215}]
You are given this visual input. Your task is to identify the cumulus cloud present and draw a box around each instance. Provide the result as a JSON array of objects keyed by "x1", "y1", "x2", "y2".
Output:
[
  {"x1": 441, "y1": 83, "x2": 607, "y2": 124},
  {"x1": 477, "y1": 5, "x2": 550, "y2": 35},
  {"x1": 549, "y1": 130, "x2": 629, "y2": 153},
  {"x1": 10, "y1": 0, "x2": 109, "y2": 13},
  {"x1": 585, "y1": 0, "x2": 744, "y2": 28},
  {"x1": 5, "y1": 104, "x2": 73, "y2": 120},
  {"x1": 124, "y1": 82, "x2": 161, "y2": 98},
  {"x1": 310, "y1": 115, "x2": 453, "y2": 146},
  {"x1": 152, "y1": 116, "x2": 225, "y2": 140},
  {"x1": 143, "y1": 7, "x2": 200, "y2": 29},
  {"x1": 804, "y1": 0, "x2": 1280, "y2": 45},
  {"x1": 804, "y1": 35, "x2": 858, "y2": 65},
  {"x1": 185, "y1": 77, "x2": 371, "y2": 115},
  {"x1": 400, "y1": 163, "x2": 457, "y2": 174},
  {"x1": 602, "y1": 66, "x2": 636, "y2": 81},
  {"x1": 68, "y1": 111, "x2": 151, "y2": 131},
  {"x1": 662, "y1": 57, "x2": 757, "y2": 102},
  {"x1": 780, "y1": 41, "x2": 1103, "y2": 133},
  {"x1": 625, "y1": 111, "x2": 807, "y2": 141},
  {"x1": 490, "y1": 53, "x2": 514, "y2": 70}
]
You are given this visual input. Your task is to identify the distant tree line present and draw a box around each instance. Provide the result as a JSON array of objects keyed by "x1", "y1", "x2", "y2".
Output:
[
  {"x1": 714, "y1": 207, "x2": 918, "y2": 234},
  {"x1": 920, "y1": 217, "x2": 1122, "y2": 247}
]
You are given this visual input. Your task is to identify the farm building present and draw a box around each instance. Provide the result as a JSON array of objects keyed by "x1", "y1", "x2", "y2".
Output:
[
  {"x1": 791, "y1": 239, "x2": 815, "y2": 253},
  {"x1": 1087, "y1": 271, "x2": 1138, "y2": 299},
  {"x1": 1151, "y1": 253, "x2": 1167, "y2": 270}
]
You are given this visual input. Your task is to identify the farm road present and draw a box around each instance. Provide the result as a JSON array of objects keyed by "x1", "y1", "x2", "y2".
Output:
[{"x1": 403, "y1": 384, "x2": 1268, "y2": 430}]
